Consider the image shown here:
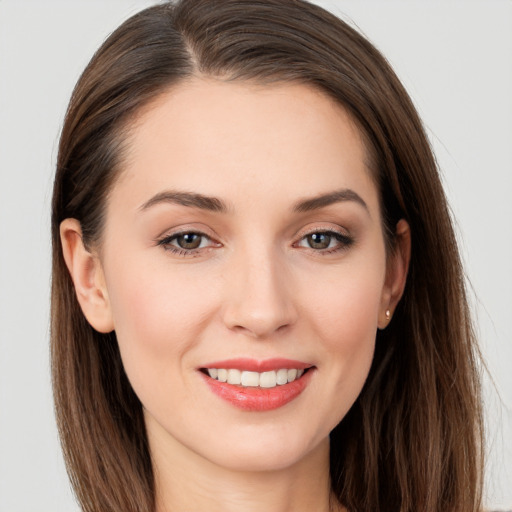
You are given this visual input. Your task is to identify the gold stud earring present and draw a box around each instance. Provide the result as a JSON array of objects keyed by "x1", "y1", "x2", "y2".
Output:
[{"x1": 385, "y1": 309, "x2": 391, "y2": 320}]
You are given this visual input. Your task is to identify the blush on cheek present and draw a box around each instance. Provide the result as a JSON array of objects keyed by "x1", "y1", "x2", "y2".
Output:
[
  {"x1": 109, "y1": 267, "x2": 220, "y2": 391},
  {"x1": 307, "y1": 278, "x2": 381, "y2": 399},
  {"x1": 311, "y1": 278, "x2": 382, "y2": 333}
]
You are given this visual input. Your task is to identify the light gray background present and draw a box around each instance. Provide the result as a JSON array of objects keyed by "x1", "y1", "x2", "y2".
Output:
[{"x1": 0, "y1": 1, "x2": 510, "y2": 510}]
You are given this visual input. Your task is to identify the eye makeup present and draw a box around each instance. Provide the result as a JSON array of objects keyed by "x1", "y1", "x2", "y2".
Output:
[
  {"x1": 155, "y1": 226, "x2": 355, "y2": 258},
  {"x1": 156, "y1": 230, "x2": 220, "y2": 257},
  {"x1": 294, "y1": 228, "x2": 354, "y2": 255}
]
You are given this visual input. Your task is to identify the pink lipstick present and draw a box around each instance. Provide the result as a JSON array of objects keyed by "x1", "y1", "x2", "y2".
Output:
[{"x1": 200, "y1": 358, "x2": 314, "y2": 411}]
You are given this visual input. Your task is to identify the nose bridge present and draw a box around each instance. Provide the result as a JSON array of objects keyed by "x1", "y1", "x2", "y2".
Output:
[{"x1": 222, "y1": 238, "x2": 296, "y2": 338}]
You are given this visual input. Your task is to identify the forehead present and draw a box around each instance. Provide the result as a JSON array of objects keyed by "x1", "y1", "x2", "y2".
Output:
[{"x1": 114, "y1": 78, "x2": 378, "y2": 214}]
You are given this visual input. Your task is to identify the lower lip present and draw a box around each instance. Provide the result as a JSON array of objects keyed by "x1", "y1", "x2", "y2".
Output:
[{"x1": 201, "y1": 370, "x2": 314, "y2": 411}]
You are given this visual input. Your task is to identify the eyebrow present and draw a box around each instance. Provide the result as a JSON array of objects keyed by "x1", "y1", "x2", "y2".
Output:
[
  {"x1": 138, "y1": 188, "x2": 369, "y2": 215},
  {"x1": 138, "y1": 190, "x2": 229, "y2": 213},
  {"x1": 293, "y1": 189, "x2": 369, "y2": 214}
]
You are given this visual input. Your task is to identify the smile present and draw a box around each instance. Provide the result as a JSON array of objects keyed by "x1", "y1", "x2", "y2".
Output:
[
  {"x1": 205, "y1": 368, "x2": 305, "y2": 388},
  {"x1": 200, "y1": 358, "x2": 314, "y2": 411}
]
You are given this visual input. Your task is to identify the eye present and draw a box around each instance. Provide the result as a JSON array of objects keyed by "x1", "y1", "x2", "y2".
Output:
[
  {"x1": 173, "y1": 232, "x2": 205, "y2": 250},
  {"x1": 296, "y1": 230, "x2": 353, "y2": 253},
  {"x1": 157, "y1": 231, "x2": 218, "y2": 254},
  {"x1": 304, "y1": 232, "x2": 334, "y2": 250}
]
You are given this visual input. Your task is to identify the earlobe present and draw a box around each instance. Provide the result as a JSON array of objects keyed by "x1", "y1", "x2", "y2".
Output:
[
  {"x1": 60, "y1": 219, "x2": 114, "y2": 333},
  {"x1": 378, "y1": 219, "x2": 411, "y2": 329}
]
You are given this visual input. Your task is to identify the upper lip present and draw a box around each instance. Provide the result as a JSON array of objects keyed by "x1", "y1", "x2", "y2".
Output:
[{"x1": 201, "y1": 358, "x2": 313, "y2": 372}]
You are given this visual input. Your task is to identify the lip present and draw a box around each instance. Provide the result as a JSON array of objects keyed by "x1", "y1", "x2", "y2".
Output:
[
  {"x1": 199, "y1": 359, "x2": 315, "y2": 412},
  {"x1": 202, "y1": 357, "x2": 313, "y2": 372}
]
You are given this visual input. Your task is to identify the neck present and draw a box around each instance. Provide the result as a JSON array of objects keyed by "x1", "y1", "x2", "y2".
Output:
[{"x1": 148, "y1": 421, "x2": 343, "y2": 512}]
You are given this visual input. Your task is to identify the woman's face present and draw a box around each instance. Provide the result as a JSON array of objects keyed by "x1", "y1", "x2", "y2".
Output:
[{"x1": 77, "y1": 80, "x2": 405, "y2": 472}]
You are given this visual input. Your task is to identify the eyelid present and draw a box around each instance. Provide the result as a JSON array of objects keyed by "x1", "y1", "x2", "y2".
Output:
[
  {"x1": 154, "y1": 219, "x2": 223, "y2": 242},
  {"x1": 159, "y1": 231, "x2": 211, "y2": 245},
  {"x1": 294, "y1": 223, "x2": 351, "y2": 240},
  {"x1": 154, "y1": 221, "x2": 216, "y2": 239}
]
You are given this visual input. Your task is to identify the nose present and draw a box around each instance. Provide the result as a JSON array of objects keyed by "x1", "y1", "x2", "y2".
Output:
[{"x1": 221, "y1": 246, "x2": 297, "y2": 339}]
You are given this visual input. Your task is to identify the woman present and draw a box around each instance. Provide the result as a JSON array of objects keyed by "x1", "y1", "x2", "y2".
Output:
[{"x1": 51, "y1": 0, "x2": 483, "y2": 511}]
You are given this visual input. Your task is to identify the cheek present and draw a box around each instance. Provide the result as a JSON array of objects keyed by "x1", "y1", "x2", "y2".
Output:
[
  {"x1": 103, "y1": 257, "x2": 218, "y2": 393},
  {"x1": 298, "y1": 256, "x2": 385, "y2": 412},
  {"x1": 312, "y1": 279, "x2": 381, "y2": 385},
  {"x1": 302, "y1": 255, "x2": 385, "y2": 344}
]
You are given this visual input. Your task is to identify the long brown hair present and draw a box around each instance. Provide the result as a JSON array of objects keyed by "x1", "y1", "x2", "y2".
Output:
[{"x1": 51, "y1": 1, "x2": 484, "y2": 511}]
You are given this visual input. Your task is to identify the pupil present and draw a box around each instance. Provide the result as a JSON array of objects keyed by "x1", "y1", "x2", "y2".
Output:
[
  {"x1": 178, "y1": 233, "x2": 201, "y2": 249},
  {"x1": 308, "y1": 233, "x2": 331, "y2": 249}
]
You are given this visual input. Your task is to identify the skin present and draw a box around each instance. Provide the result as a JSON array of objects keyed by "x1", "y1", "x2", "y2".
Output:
[{"x1": 61, "y1": 79, "x2": 410, "y2": 512}]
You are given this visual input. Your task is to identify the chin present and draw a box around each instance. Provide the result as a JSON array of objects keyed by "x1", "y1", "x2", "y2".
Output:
[{"x1": 197, "y1": 425, "x2": 330, "y2": 474}]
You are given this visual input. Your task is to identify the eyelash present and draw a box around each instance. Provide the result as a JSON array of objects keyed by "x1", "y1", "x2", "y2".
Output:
[
  {"x1": 156, "y1": 231, "x2": 217, "y2": 257},
  {"x1": 294, "y1": 229, "x2": 354, "y2": 255},
  {"x1": 156, "y1": 229, "x2": 354, "y2": 257}
]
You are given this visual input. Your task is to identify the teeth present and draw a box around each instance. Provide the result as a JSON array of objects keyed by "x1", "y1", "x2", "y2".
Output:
[
  {"x1": 287, "y1": 368, "x2": 297, "y2": 381},
  {"x1": 276, "y1": 368, "x2": 288, "y2": 385},
  {"x1": 227, "y1": 369, "x2": 241, "y2": 385},
  {"x1": 259, "y1": 371, "x2": 277, "y2": 388},
  {"x1": 241, "y1": 371, "x2": 259, "y2": 387},
  {"x1": 206, "y1": 367, "x2": 307, "y2": 388}
]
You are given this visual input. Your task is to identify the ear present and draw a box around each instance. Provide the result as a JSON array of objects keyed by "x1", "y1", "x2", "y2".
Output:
[
  {"x1": 60, "y1": 218, "x2": 114, "y2": 333},
  {"x1": 378, "y1": 219, "x2": 411, "y2": 329}
]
